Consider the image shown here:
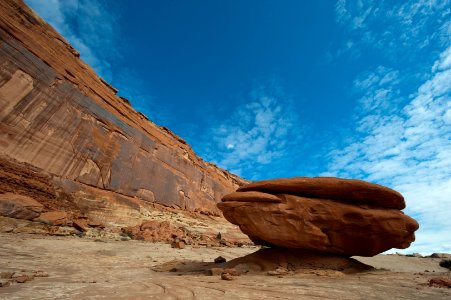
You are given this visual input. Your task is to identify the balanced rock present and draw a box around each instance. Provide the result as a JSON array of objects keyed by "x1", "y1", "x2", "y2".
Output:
[{"x1": 218, "y1": 177, "x2": 419, "y2": 257}]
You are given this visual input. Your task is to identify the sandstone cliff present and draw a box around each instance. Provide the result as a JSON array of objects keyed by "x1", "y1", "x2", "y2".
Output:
[{"x1": 0, "y1": 0, "x2": 246, "y2": 226}]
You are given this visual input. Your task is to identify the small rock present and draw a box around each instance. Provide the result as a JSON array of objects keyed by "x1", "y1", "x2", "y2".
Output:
[
  {"x1": 429, "y1": 277, "x2": 451, "y2": 288},
  {"x1": 0, "y1": 280, "x2": 11, "y2": 287},
  {"x1": 73, "y1": 220, "x2": 87, "y2": 232},
  {"x1": 0, "y1": 272, "x2": 15, "y2": 279},
  {"x1": 87, "y1": 221, "x2": 105, "y2": 228},
  {"x1": 214, "y1": 256, "x2": 226, "y2": 263},
  {"x1": 206, "y1": 268, "x2": 224, "y2": 276},
  {"x1": 34, "y1": 271, "x2": 49, "y2": 277},
  {"x1": 14, "y1": 275, "x2": 31, "y2": 283},
  {"x1": 169, "y1": 268, "x2": 178, "y2": 272},
  {"x1": 221, "y1": 273, "x2": 234, "y2": 281},
  {"x1": 267, "y1": 267, "x2": 289, "y2": 276},
  {"x1": 220, "y1": 239, "x2": 232, "y2": 247},
  {"x1": 171, "y1": 241, "x2": 185, "y2": 249},
  {"x1": 223, "y1": 268, "x2": 241, "y2": 276},
  {"x1": 1, "y1": 227, "x2": 14, "y2": 233},
  {"x1": 75, "y1": 231, "x2": 85, "y2": 238}
]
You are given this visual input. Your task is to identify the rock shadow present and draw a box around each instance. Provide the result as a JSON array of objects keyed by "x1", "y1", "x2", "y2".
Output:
[{"x1": 151, "y1": 247, "x2": 374, "y2": 276}]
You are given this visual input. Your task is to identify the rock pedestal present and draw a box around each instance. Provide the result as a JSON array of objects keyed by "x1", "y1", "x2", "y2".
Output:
[{"x1": 218, "y1": 177, "x2": 419, "y2": 257}]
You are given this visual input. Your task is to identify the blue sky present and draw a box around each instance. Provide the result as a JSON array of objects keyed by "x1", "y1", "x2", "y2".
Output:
[{"x1": 26, "y1": 0, "x2": 450, "y2": 254}]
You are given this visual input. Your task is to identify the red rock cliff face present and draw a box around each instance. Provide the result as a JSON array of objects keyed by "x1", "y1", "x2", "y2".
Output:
[{"x1": 0, "y1": 0, "x2": 246, "y2": 223}]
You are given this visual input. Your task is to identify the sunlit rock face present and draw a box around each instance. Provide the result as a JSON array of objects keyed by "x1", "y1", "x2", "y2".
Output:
[
  {"x1": 0, "y1": 0, "x2": 246, "y2": 225},
  {"x1": 218, "y1": 177, "x2": 419, "y2": 257}
]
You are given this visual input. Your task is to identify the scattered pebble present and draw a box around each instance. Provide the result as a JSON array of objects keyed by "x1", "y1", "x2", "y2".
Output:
[
  {"x1": 223, "y1": 268, "x2": 241, "y2": 276},
  {"x1": 171, "y1": 241, "x2": 185, "y2": 249},
  {"x1": 214, "y1": 256, "x2": 226, "y2": 263},
  {"x1": 34, "y1": 271, "x2": 49, "y2": 277},
  {"x1": 0, "y1": 280, "x2": 11, "y2": 288},
  {"x1": 14, "y1": 276, "x2": 31, "y2": 283},
  {"x1": 221, "y1": 273, "x2": 234, "y2": 281},
  {"x1": 267, "y1": 267, "x2": 290, "y2": 276}
]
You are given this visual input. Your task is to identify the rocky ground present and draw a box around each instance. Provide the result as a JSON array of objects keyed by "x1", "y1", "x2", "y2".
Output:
[{"x1": 1, "y1": 232, "x2": 450, "y2": 299}]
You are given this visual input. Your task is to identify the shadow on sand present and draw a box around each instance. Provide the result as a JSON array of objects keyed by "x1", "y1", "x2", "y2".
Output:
[{"x1": 152, "y1": 247, "x2": 374, "y2": 275}]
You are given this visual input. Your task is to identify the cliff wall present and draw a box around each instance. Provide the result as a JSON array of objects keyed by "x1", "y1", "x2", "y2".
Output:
[{"x1": 0, "y1": 0, "x2": 245, "y2": 225}]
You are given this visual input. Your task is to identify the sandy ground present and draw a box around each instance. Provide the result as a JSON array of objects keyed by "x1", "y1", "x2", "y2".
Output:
[{"x1": 0, "y1": 233, "x2": 450, "y2": 300}]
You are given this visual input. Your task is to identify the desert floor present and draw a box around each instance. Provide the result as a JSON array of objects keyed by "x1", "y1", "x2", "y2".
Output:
[{"x1": 0, "y1": 233, "x2": 450, "y2": 300}]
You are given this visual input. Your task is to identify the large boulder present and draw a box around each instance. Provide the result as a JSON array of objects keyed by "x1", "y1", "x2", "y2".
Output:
[
  {"x1": 218, "y1": 177, "x2": 419, "y2": 257},
  {"x1": 0, "y1": 193, "x2": 43, "y2": 220}
]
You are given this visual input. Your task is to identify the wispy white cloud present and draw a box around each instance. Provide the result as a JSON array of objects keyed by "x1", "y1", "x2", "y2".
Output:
[
  {"x1": 203, "y1": 86, "x2": 304, "y2": 179},
  {"x1": 335, "y1": 0, "x2": 451, "y2": 59},
  {"x1": 325, "y1": 46, "x2": 451, "y2": 254},
  {"x1": 25, "y1": 0, "x2": 118, "y2": 81},
  {"x1": 352, "y1": 66, "x2": 401, "y2": 114},
  {"x1": 328, "y1": 0, "x2": 451, "y2": 254}
]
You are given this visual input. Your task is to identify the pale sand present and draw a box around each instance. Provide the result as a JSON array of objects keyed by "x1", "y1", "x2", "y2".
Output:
[{"x1": 0, "y1": 233, "x2": 450, "y2": 299}]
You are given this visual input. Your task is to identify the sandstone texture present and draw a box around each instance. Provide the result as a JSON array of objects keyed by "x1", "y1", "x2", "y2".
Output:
[
  {"x1": 237, "y1": 177, "x2": 406, "y2": 209},
  {"x1": 0, "y1": 0, "x2": 246, "y2": 228},
  {"x1": 218, "y1": 177, "x2": 419, "y2": 256}
]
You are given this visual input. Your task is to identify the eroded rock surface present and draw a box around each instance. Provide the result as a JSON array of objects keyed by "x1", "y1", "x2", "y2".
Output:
[
  {"x1": 219, "y1": 177, "x2": 419, "y2": 256},
  {"x1": 237, "y1": 177, "x2": 406, "y2": 209}
]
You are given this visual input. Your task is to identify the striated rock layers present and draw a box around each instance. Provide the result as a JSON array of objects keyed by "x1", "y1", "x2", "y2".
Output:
[
  {"x1": 0, "y1": 0, "x2": 246, "y2": 226},
  {"x1": 218, "y1": 177, "x2": 419, "y2": 257}
]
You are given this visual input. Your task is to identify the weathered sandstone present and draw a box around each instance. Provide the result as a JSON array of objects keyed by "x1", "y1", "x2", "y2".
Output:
[
  {"x1": 0, "y1": 0, "x2": 246, "y2": 227},
  {"x1": 238, "y1": 177, "x2": 405, "y2": 209},
  {"x1": 219, "y1": 177, "x2": 419, "y2": 256}
]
